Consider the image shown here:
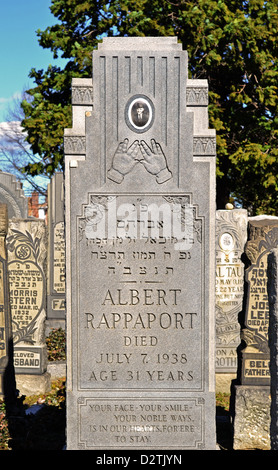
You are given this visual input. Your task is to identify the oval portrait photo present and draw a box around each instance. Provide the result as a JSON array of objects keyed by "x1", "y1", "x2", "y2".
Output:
[{"x1": 125, "y1": 95, "x2": 154, "y2": 133}]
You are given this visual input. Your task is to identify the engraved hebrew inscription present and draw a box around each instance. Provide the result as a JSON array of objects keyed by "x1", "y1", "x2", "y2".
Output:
[{"x1": 77, "y1": 193, "x2": 203, "y2": 390}]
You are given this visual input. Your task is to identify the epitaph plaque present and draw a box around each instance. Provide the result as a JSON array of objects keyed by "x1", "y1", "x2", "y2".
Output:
[
  {"x1": 215, "y1": 209, "x2": 247, "y2": 375},
  {"x1": 65, "y1": 37, "x2": 216, "y2": 450},
  {"x1": 241, "y1": 216, "x2": 278, "y2": 385},
  {"x1": 47, "y1": 173, "x2": 66, "y2": 330}
]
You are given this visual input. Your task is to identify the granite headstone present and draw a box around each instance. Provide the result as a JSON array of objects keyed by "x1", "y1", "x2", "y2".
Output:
[
  {"x1": 0, "y1": 204, "x2": 16, "y2": 399},
  {"x1": 46, "y1": 172, "x2": 66, "y2": 332},
  {"x1": 232, "y1": 215, "x2": 278, "y2": 450},
  {"x1": 6, "y1": 218, "x2": 51, "y2": 395},
  {"x1": 0, "y1": 171, "x2": 28, "y2": 219},
  {"x1": 240, "y1": 216, "x2": 278, "y2": 384},
  {"x1": 65, "y1": 37, "x2": 216, "y2": 450},
  {"x1": 268, "y1": 249, "x2": 278, "y2": 450},
  {"x1": 215, "y1": 209, "x2": 247, "y2": 391}
]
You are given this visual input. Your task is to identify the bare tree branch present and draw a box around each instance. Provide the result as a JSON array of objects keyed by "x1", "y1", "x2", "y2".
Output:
[{"x1": 0, "y1": 92, "x2": 50, "y2": 196}]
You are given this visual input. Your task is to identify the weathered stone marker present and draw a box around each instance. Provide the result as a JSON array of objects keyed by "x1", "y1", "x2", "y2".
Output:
[
  {"x1": 47, "y1": 172, "x2": 66, "y2": 332},
  {"x1": 215, "y1": 209, "x2": 247, "y2": 392},
  {"x1": 6, "y1": 218, "x2": 51, "y2": 395},
  {"x1": 268, "y1": 248, "x2": 278, "y2": 450},
  {"x1": 0, "y1": 204, "x2": 16, "y2": 400},
  {"x1": 65, "y1": 37, "x2": 216, "y2": 450},
  {"x1": 0, "y1": 171, "x2": 28, "y2": 219},
  {"x1": 240, "y1": 216, "x2": 278, "y2": 385},
  {"x1": 232, "y1": 215, "x2": 278, "y2": 450}
]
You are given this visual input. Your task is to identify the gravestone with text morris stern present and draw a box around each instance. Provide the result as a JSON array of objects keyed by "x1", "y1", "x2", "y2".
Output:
[
  {"x1": 6, "y1": 218, "x2": 51, "y2": 395},
  {"x1": 64, "y1": 37, "x2": 217, "y2": 450}
]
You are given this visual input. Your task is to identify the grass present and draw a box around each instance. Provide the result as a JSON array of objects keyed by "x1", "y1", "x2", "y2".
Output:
[{"x1": 216, "y1": 392, "x2": 230, "y2": 412}]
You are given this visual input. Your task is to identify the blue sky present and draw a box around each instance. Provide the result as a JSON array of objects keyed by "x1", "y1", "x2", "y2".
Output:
[
  {"x1": 0, "y1": 0, "x2": 65, "y2": 123},
  {"x1": 0, "y1": 0, "x2": 67, "y2": 196}
]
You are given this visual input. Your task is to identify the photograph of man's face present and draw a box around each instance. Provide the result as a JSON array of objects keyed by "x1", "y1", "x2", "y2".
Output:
[
  {"x1": 130, "y1": 100, "x2": 149, "y2": 127},
  {"x1": 125, "y1": 94, "x2": 155, "y2": 134}
]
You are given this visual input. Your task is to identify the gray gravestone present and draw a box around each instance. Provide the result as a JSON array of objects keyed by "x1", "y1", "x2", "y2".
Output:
[
  {"x1": 268, "y1": 248, "x2": 278, "y2": 450},
  {"x1": 0, "y1": 171, "x2": 28, "y2": 219},
  {"x1": 65, "y1": 37, "x2": 217, "y2": 450},
  {"x1": 241, "y1": 216, "x2": 278, "y2": 385},
  {"x1": 0, "y1": 204, "x2": 16, "y2": 400},
  {"x1": 215, "y1": 209, "x2": 247, "y2": 392},
  {"x1": 46, "y1": 172, "x2": 66, "y2": 332},
  {"x1": 6, "y1": 218, "x2": 51, "y2": 395},
  {"x1": 232, "y1": 215, "x2": 278, "y2": 450},
  {"x1": 232, "y1": 385, "x2": 271, "y2": 450}
]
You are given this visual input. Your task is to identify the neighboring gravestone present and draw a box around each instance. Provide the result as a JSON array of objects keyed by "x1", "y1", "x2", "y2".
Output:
[
  {"x1": 46, "y1": 172, "x2": 66, "y2": 333},
  {"x1": 65, "y1": 37, "x2": 217, "y2": 450},
  {"x1": 240, "y1": 216, "x2": 278, "y2": 384},
  {"x1": 215, "y1": 209, "x2": 247, "y2": 392},
  {"x1": 0, "y1": 204, "x2": 16, "y2": 400},
  {"x1": 232, "y1": 215, "x2": 278, "y2": 450},
  {"x1": 268, "y1": 248, "x2": 278, "y2": 450},
  {"x1": 0, "y1": 171, "x2": 28, "y2": 219},
  {"x1": 6, "y1": 218, "x2": 51, "y2": 395}
]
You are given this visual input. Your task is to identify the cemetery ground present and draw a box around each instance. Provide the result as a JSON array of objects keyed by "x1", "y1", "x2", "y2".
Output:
[
  {"x1": 0, "y1": 328, "x2": 233, "y2": 450},
  {"x1": 0, "y1": 329, "x2": 66, "y2": 450}
]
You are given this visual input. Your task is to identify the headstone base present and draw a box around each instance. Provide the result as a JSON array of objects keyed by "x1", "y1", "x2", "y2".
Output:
[
  {"x1": 45, "y1": 319, "x2": 65, "y2": 337},
  {"x1": 216, "y1": 373, "x2": 236, "y2": 394},
  {"x1": 47, "y1": 361, "x2": 66, "y2": 379},
  {"x1": 67, "y1": 389, "x2": 217, "y2": 450},
  {"x1": 15, "y1": 372, "x2": 51, "y2": 397},
  {"x1": 232, "y1": 385, "x2": 270, "y2": 450}
]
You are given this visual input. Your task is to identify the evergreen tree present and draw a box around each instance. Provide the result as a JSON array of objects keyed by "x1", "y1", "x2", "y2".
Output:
[{"x1": 21, "y1": 0, "x2": 278, "y2": 214}]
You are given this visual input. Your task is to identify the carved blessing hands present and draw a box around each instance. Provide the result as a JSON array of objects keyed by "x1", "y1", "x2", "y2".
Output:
[
  {"x1": 140, "y1": 139, "x2": 172, "y2": 184},
  {"x1": 107, "y1": 138, "x2": 172, "y2": 184},
  {"x1": 107, "y1": 138, "x2": 140, "y2": 184}
]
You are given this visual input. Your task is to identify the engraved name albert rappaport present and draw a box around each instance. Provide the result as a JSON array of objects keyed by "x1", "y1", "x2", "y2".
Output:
[{"x1": 77, "y1": 192, "x2": 204, "y2": 391}]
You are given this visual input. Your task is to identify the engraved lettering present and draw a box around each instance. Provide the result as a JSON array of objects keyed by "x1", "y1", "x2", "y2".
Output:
[
  {"x1": 85, "y1": 312, "x2": 196, "y2": 330},
  {"x1": 96, "y1": 353, "x2": 132, "y2": 364},
  {"x1": 101, "y1": 288, "x2": 182, "y2": 306}
]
